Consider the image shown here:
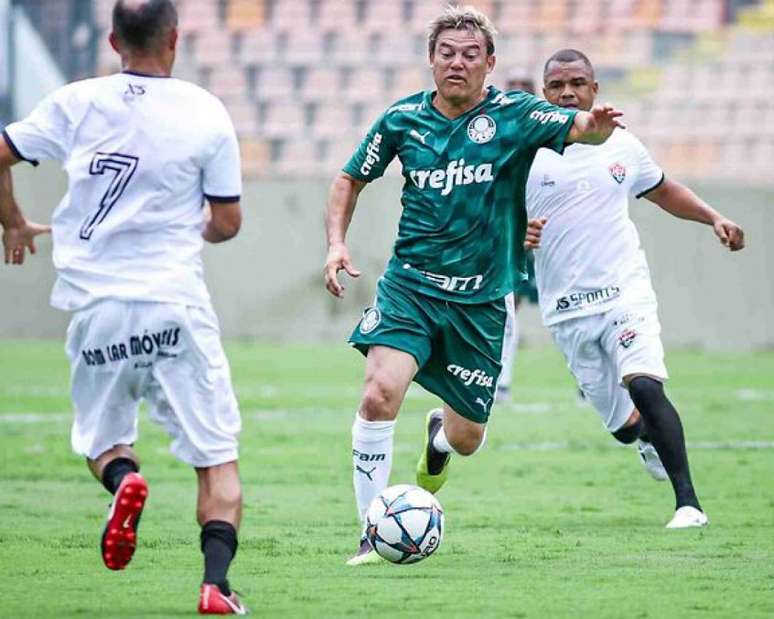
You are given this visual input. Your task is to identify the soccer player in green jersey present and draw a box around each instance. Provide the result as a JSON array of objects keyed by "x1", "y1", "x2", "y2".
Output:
[{"x1": 323, "y1": 5, "x2": 625, "y2": 565}]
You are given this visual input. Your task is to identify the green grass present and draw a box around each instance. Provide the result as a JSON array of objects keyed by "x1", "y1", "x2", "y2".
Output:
[{"x1": 0, "y1": 340, "x2": 773, "y2": 618}]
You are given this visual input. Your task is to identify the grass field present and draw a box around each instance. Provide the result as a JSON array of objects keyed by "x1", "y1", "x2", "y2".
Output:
[{"x1": 0, "y1": 340, "x2": 772, "y2": 618}]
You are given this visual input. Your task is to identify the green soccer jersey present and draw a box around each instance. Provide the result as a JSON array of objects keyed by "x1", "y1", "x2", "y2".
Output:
[{"x1": 343, "y1": 86, "x2": 577, "y2": 304}]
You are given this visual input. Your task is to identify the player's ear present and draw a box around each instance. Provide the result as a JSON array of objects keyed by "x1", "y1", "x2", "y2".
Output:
[
  {"x1": 168, "y1": 27, "x2": 178, "y2": 52},
  {"x1": 592, "y1": 81, "x2": 599, "y2": 95},
  {"x1": 108, "y1": 31, "x2": 120, "y2": 54},
  {"x1": 486, "y1": 54, "x2": 496, "y2": 74}
]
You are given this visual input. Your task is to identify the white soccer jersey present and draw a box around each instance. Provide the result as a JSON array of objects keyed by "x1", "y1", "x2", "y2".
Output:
[
  {"x1": 526, "y1": 128, "x2": 664, "y2": 326},
  {"x1": 3, "y1": 72, "x2": 242, "y2": 311}
]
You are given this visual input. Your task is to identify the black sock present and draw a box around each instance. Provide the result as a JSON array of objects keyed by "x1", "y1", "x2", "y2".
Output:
[
  {"x1": 101, "y1": 457, "x2": 138, "y2": 495},
  {"x1": 628, "y1": 376, "x2": 701, "y2": 511},
  {"x1": 611, "y1": 416, "x2": 644, "y2": 444},
  {"x1": 201, "y1": 520, "x2": 238, "y2": 596}
]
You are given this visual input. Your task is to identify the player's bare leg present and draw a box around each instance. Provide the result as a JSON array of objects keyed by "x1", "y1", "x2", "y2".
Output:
[
  {"x1": 196, "y1": 461, "x2": 246, "y2": 614},
  {"x1": 496, "y1": 293, "x2": 519, "y2": 403},
  {"x1": 89, "y1": 444, "x2": 148, "y2": 571},
  {"x1": 624, "y1": 374, "x2": 707, "y2": 528},
  {"x1": 417, "y1": 404, "x2": 487, "y2": 494},
  {"x1": 348, "y1": 345, "x2": 417, "y2": 565}
]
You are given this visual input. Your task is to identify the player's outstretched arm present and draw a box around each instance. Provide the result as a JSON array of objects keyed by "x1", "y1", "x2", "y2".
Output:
[
  {"x1": 324, "y1": 172, "x2": 365, "y2": 298},
  {"x1": 567, "y1": 104, "x2": 625, "y2": 145},
  {"x1": 0, "y1": 137, "x2": 51, "y2": 265},
  {"x1": 644, "y1": 179, "x2": 745, "y2": 251},
  {"x1": 202, "y1": 200, "x2": 241, "y2": 243}
]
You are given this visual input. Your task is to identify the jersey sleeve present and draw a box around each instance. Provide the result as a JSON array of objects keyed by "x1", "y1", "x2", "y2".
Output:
[
  {"x1": 2, "y1": 89, "x2": 73, "y2": 165},
  {"x1": 202, "y1": 105, "x2": 242, "y2": 203},
  {"x1": 342, "y1": 111, "x2": 399, "y2": 182},
  {"x1": 513, "y1": 93, "x2": 577, "y2": 155},
  {"x1": 629, "y1": 134, "x2": 665, "y2": 199}
]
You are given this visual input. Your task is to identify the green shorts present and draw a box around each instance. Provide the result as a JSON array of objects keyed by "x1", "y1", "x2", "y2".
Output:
[{"x1": 349, "y1": 277, "x2": 507, "y2": 423}]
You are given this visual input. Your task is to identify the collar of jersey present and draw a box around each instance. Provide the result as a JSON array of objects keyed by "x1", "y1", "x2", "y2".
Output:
[
  {"x1": 423, "y1": 85, "x2": 499, "y2": 122},
  {"x1": 122, "y1": 70, "x2": 172, "y2": 79}
]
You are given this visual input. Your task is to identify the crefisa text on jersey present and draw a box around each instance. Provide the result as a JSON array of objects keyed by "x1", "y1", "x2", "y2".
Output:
[
  {"x1": 409, "y1": 158, "x2": 494, "y2": 196},
  {"x1": 80, "y1": 327, "x2": 181, "y2": 366}
]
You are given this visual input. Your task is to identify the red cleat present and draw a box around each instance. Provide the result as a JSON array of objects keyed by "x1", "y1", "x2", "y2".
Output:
[
  {"x1": 101, "y1": 472, "x2": 148, "y2": 570},
  {"x1": 198, "y1": 584, "x2": 248, "y2": 615}
]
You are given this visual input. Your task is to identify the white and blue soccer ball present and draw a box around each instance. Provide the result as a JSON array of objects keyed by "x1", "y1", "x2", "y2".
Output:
[{"x1": 365, "y1": 484, "x2": 444, "y2": 564}]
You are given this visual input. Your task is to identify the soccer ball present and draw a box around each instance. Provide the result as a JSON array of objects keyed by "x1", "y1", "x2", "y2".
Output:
[{"x1": 365, "y1": 484, "x2": 444, "y2": 564}]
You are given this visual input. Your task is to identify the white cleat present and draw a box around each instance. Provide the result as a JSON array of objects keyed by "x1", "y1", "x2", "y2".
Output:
[
  {"x1": 637, "y1": 440, "x2": 668, "y2": 481},
  {"x1": 345, "y1": 537, "x2": 383, "y2": 566},
  {"x1": 666, "y1": 506, "x2": 709, "y2": 529}
]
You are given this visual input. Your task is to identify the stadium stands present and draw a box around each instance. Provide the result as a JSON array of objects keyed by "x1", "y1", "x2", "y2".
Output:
[{"x1": 82, "y1": 0, "x2": 774, "y2": 181}]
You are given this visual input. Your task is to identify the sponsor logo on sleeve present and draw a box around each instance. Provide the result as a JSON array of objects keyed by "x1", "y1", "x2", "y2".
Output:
[
  {"x1": 359, "y1": 132, "x2": 383, "y2": 177},
  {"x1": 387, "y1": 102, "x2": 423, "y2": 114},
  {"x1": 529, "y1": 109, "x2": 570, "y2": 125},
  {"x1": 467, "y1": 114, "x2": 497, "y2": 144},
  {"x1": 609, "y1": 162, "x2": 626, "y2": 184}
]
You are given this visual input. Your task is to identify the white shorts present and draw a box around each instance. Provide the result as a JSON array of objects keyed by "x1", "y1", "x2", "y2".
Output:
[
  {"x1": 549, "y1": 301, "x2": 668, "y2": 432},
  {"x1": 65, "y1": 299, "x2": 240, "y2": 467}
]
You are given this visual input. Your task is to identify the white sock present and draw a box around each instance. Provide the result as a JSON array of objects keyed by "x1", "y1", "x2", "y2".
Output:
[
  {"x1": 432, "y1": 425, "x2": 488, "y2": 455},
  {"x1": 352, "y1": 414, "x2": 395, "y2": 524},
  {"x1": 431, "y1": 425, "x2": 458, "y2": 454}
]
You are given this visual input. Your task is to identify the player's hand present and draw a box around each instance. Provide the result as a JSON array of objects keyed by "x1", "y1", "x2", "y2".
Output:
[
  {"x1": 712, "y1": 217, "x2": 745, "y2": 251},
  {"x1": 324, "y1": 242, "x2": 361, "y2": 298},
  {"x1": 2, "y1": 220, "x2": 51, "y2": 265},
  {"x1": 580, "y1": 104, "x2": 625, "y2": 144},
  {"x1": 524, "y1": 217, "x2": 547, "y2": 250}
]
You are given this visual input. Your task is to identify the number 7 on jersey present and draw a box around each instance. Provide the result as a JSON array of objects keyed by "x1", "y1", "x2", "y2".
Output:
[{"x1": 80, "y1": 152, "x2": 139, "y2": 240}]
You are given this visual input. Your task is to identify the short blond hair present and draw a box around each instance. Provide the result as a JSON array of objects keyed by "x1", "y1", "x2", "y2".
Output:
[{"x1": 427, "y1": 4, "x2": 497, "y2": 57}]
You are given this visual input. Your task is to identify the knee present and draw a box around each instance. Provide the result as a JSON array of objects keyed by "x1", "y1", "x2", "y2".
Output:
[
  {"x1": 360, "y1": 376, "x2": 401, "y2": 421},
  {"x1": 449, "y1": 427, "x2": 486, "y2": 456},
  {"x1": 627, "y1": 375, "x2": 663, "y2": 405}
]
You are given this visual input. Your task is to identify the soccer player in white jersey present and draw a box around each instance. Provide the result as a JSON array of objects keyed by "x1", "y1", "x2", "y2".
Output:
[
  {"x1": 495, "y1": 69, "x2": 537, "y2": 403},
  {"x1": 524, "y1": 49, "x2": 745, "y2": 528},
  {"x1": 0, "y1": 1, "x2": 247, "y2": 613}
]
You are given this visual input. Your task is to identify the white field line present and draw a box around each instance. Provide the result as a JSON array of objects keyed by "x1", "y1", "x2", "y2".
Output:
[
  {"x1": 2, "y1": 413, "x2": 771, "y2": 453},
  {"x1": 498, "y1": 440, "x2": 774, "y2": 451},
  {"x1": 4, "y1": 385, "x2": 770, "y2": 404},
  {"x1": 0, "y1": 413, "x2": 70, "y2": 423},
  {"x1": 735, "y1": 389, "x2": 774, "y2": 402}
]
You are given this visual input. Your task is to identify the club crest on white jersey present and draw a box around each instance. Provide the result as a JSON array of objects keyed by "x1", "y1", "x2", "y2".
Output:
[
  {"x1": 467, "y1": 114, "x2": 496, "y2": 144},
  {"x1": 609, "y1": 162, "x2": 626, "y2": 184}
]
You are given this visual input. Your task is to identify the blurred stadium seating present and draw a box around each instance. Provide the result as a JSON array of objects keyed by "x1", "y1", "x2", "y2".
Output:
[{"x1": 6, "y1": 0, "x2": 774, "y2": 182}]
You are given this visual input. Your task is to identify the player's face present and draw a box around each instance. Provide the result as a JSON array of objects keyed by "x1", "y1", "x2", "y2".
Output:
[
  {"x1": 542, "y1": 61, "x2": 598, "y2": 111},
  {"x1": 430, "y1": 28, "x2": 495, "y2": 107}
]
